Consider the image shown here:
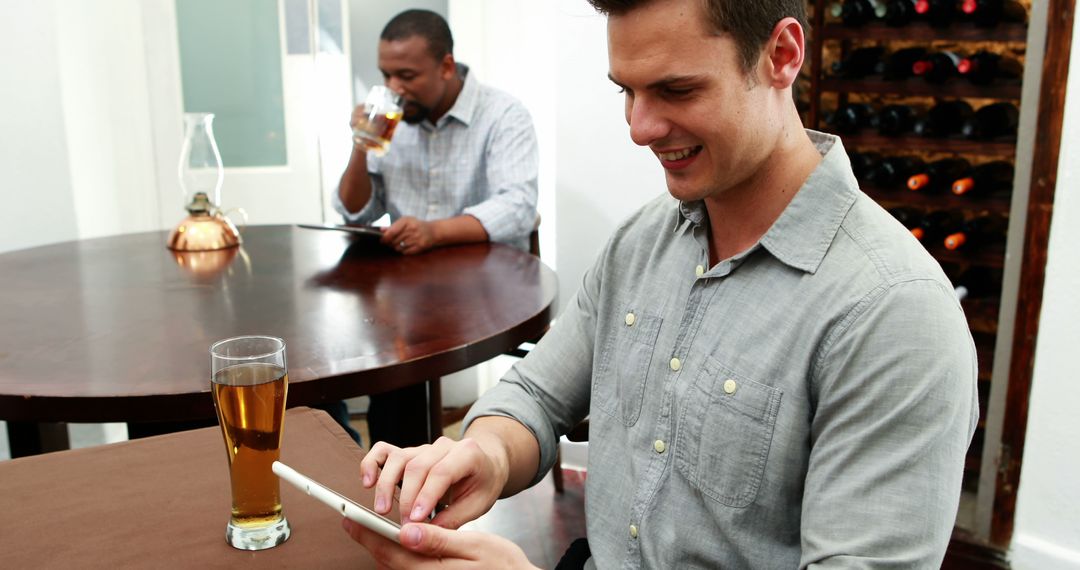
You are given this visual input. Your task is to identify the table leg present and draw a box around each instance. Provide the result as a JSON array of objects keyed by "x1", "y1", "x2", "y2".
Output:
[
  {"x1": 367, "y1": 382, "x2": 436, "y2": 448},
  {"x1": 427, "y1": 377, "x2": 442, "y2": 444},
  {"x1": 7, "y1": 421, "x2": 70, "y2": 458}
]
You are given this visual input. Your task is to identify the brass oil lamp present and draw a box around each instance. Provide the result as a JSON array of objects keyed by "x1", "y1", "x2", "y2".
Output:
[{"x1": 167, "y1": 113, "x2": 241, "y2": 251}]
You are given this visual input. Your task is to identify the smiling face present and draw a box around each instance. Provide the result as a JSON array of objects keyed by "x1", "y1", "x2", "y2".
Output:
[
  {"x1": 607, "y1": 0, "x2": 783, "y2": 205},
  {"x1": 378, "y1": 35, "x2": 457, "y2": 124}
]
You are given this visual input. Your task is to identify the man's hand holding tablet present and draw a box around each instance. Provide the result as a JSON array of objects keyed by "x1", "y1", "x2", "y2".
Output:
[{"x1": 273, "y1": 459, "x2": 537, "y2": 569}]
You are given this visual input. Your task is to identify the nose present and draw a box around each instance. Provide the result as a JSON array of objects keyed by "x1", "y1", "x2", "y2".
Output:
[
  {"x1": 385, "y1": 77, "x2": 407, "y2": 97},
  {"x1": 627, "y1": 96, "x2": 669, "y2": 147}
]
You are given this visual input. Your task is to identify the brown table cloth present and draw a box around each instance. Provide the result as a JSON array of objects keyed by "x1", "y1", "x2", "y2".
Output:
[{"x1": 0, "y1": 407, "x2": 394, "y2": 568}]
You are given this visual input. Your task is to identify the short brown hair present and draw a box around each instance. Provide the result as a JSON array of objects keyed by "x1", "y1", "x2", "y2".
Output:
[{"x1": 586, "y1": 0, "x2": 809, "y2": 71}]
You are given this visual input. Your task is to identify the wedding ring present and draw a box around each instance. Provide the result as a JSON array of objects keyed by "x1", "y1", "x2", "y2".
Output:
[{"x1": 399, "y1": 241, "x2": 406, "y2": 248}]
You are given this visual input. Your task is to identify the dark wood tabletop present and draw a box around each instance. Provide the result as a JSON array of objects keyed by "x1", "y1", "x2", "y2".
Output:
[{"x1": 0, "y1": 225, "x2": 556, "y2": 424}]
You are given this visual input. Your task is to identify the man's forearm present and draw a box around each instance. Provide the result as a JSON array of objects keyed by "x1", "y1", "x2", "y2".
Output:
[
  {"x1": 462, "y1": 416, "x2": 540, "y2": 498},
  {"x1": 338, "y1": 146, "x2": 373, "y2": 213},
  {"x1": 430, "y1": 215, "x2": 490, "y2": 247}
]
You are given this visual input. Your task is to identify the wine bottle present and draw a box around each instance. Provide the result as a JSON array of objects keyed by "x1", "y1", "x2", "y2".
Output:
[
  {"x1": 876, "y1": 47, "x2": 927, "y2": 79},
  {"x1": 961, "y1": 0, "x2": 1027, "y2": 27},
  {"x1": 866, "y1": 155, "x2": 927, "y2": 188},
  {"x1": 961, "y1": 102, "x2": 1020, "y2": 139},
  {"x1": 913, "y1": 100, "x2": 975, "y2": 137},
  {"x1": 848, "y1": 151, "x2": 882, "y2": 181},
  {"x1": 914, "y1": 0, "x2": 958, "y2": 28},
  {"x1": 914, "y1": 209, "x2": 964, "y2": 243},
  {"x1": 908, "y1": 158, "x2": 972, "y2": 193},
  {"x1": 953, "y1": 266, "x2": 1002, "y2": 301},
  {"x1": 882, "y1": 0, "x2": 919, "y2": 26},
  {"x1": 831, "y1": 46, "x2": 887, "y2": 78},
  {"x1": 874, "y1": 104, "x2": 919, "y2": 136},
  {"x1": 957, "y1": 51, "x2": 1023, "y2": 85},
  {"x1": 912, "y1": 51, "x2": 964, "y2": 83},
  {"x1": 951, "y1": 160, "x2": 1015, "y2": 196},
  {"x1": 943, "y1": 214, "x2": 1008, "y2": 250},
  {"x1": 831, "y1": 0, "x2": 887, "y2": 26},
  {"x1": 826, "y1": 103, "x2": 876, "y2": 134}
]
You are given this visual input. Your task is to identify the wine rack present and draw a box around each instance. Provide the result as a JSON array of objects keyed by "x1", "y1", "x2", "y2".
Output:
[
  {"x1": 803, "y1": 0, "x2": 1039, "y2": 554},
  {"x1": 819, "y1": 76, "x2": 1021, "y2": 99}
]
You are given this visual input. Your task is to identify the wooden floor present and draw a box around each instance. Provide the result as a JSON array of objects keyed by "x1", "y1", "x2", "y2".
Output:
[{"x1": 351, "y1": 416, "x2": 588, "y2": 569}]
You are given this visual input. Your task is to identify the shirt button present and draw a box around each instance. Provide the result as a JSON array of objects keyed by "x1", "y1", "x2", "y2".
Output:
[
  {"x1": 625, "y1": 312, "x2": 636, "y2": 326},
  {"x1": 724, "y1": 379, "x2": 738, "y2": 394},
  {"x1": 695, "y1": 264, "x2": 705, "y2": 277},
  {"x1": 629, "y1": 524, "x2": 639, "y2": 538},
  {"x1": 669, "y1": 357, "x2": 681, "y2": 371},
  {"x1": 653, "y1": 440, "x2": 666, "y2": 454}
]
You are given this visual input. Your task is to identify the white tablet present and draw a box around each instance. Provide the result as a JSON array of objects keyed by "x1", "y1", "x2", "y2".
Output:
[
  {"x1": 296, "y1": 223, "x2": 384, "y2": 239},
  {"x1": 272, "y1": 461, "x2": 401, "y2": 543}
]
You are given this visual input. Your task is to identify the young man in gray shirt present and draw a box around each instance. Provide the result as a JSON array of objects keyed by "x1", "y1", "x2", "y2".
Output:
[{"x1": 342, "y1": 1, "x2": 979, "y2": 568}]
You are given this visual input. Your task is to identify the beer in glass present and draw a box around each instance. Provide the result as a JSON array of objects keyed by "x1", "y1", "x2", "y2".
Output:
[{"x1": 211, "y1": 335, "x2": 291, "y2": 550}]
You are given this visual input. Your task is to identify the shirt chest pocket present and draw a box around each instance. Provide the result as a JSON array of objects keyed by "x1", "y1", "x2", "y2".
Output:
[
  {"x1": 675, "y1": 356, "x2": 782, "y2": 508},
  {"x1": 592, "y1": 308, "x2": 662, "y2": 427}
]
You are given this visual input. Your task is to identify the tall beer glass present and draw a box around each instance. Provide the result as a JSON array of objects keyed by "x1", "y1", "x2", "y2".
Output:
[{"x1": 211, "y1": 335, "x2": 291, "y2": 550}]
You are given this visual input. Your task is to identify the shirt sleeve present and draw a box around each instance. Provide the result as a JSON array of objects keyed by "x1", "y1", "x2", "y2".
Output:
[
  {"x1": 332, "y1": 159, "x2": 387, "y2": 224},
  {"x1": 461, "y1": 102, "x2": 539, "y2": 246},
  {"x1": 462, "y1": 246, "x2": 603, "y2": 487},
  {"x1": 801, "y1": 278, "x2": 979, "y2": 568}
]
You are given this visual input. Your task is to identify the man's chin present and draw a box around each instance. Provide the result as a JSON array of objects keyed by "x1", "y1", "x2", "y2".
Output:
[
  {"x1": 401, "y1": 103, "x2": 428, "y2": 125},
  {"x1": 664, "y1": 175, "x2": 705, "y2": 203}
]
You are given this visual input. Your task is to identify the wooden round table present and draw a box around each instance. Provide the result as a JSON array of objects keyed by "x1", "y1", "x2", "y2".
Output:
[{"x1": 0, "y1": 226, "x2": 556, "y2": 453}]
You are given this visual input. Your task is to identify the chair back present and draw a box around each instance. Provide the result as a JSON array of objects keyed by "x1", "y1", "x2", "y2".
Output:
[{"x1": 529, "y1": 215, "x2": 541, "y2": 257}]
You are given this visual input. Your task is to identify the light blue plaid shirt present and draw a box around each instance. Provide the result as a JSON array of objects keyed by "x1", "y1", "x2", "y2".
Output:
[
  {"x1": 467, "y1": 131, "x2": 978, "y2": 569},
  {"x1": 333, "y1": 67, "x2": 539, "y2": 251}
]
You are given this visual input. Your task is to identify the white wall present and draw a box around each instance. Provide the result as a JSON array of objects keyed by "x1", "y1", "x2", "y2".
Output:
[
  {"x1": 55, "y1": 0, "x2": 161, "y2": 240},
  {"x1": 0, "y1": 0, "x2": 161, "y2": 255},
  {"x1": 449, "y1": 0, "x2": 564, "y2": 273},
  {"x1": 0, "y1": 0, "x2": 79, "y2": 253},
  {"x1": 1010, "y1": 11, "x2": 1080, "y2": 570},
  {"x1": 550, "y1": 1, "x2": 665, "y2": 306}
]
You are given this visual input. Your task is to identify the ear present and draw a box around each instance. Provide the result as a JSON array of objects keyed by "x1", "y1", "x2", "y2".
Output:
[
  {"x1": 762, "y1": 17, "x2": 805, "y2": 89},
  {"x1": 440, "y1": 53, "x2": 457, "y2": 80}
]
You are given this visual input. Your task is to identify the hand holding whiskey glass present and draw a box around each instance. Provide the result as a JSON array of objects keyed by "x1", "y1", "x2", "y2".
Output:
[{"x1": 352, "y1": 85, "x2": 404, "y2": 156}]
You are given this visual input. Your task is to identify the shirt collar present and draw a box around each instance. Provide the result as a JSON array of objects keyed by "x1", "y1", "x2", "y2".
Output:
[
  {"x1": 440, "y1": 63, "x2": 477, "y2": 128},
  {"x1": 676, "y1": 130, "x2": 858, "y2": 274}
]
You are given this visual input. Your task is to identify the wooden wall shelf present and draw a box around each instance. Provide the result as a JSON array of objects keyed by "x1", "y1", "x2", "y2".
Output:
[
  {"x1": 821, "y1": 77, "x2": 1023, "y2": 100},
  {"x1": 821, "y1": 22, "x2": 1028, "y2": 43},
  {"x1": 863, "y1": 187, "x2": 1012, "y2": 214},
  {"x1": 963, "y1": 298, "x2": 1002, "y2": 334},
  {"x1": 927, "y1": 244, "x2": 1005, "y2": 268},
  {"x1": 840, "y1": 133, "x2": 1017, "y2": 156}
]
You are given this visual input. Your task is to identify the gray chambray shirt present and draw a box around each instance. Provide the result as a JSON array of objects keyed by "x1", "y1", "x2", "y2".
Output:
[{"x1": 464, "y1": 130, "x2": 979, "y2": 569}]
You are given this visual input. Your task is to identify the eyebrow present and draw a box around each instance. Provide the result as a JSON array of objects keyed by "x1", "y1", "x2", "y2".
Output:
[{"x1": 607, "y1": 73, "x2": 706, "y2": 90}]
